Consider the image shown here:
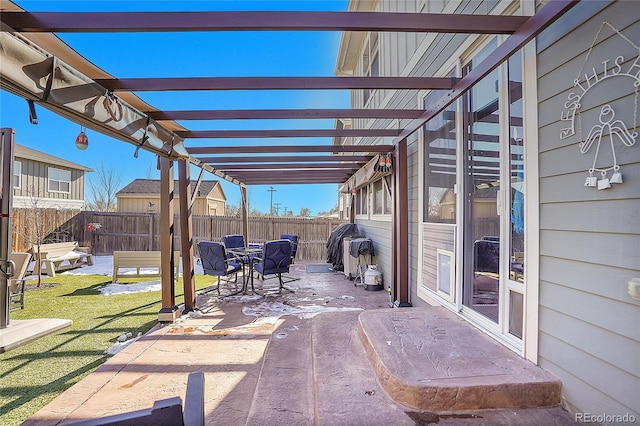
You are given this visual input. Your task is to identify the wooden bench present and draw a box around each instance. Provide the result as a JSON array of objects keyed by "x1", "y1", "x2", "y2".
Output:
[
  {"x1": 112, "y1": 250, "x2": 181, "y2": 283},
  {"x1": 31, "y1": 242, "x2": 93, "y2": 277}
]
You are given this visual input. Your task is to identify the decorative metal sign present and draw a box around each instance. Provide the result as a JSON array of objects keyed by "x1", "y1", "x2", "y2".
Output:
[{"x1": 560, "y1": 22, "x2": 639, "y2": 190}]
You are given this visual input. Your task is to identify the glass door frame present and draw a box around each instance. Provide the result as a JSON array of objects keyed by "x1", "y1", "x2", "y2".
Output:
[{"x1": 457, "y1": 36, "x2": 524, "y2": 354}]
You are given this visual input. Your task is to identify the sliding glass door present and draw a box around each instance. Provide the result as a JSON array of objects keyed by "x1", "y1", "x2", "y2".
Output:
[{"x1": 461, "y1": 40, "x2": 525, "y2": 343}]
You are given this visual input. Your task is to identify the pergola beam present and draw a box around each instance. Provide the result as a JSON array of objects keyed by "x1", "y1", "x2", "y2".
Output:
[
  {"x1": 2, "y1": 11, "x2": 528, "y2": 34},
  {"x1": 178, "y1": 129, "x2": 399, "y2": 139},
  {"x1": 230, "y1": 169, "x2": 352, "y2": 178},
  {"x1": 210, "y1": 163, "x2": 361, "y2": 171},
  {"x1": 187, "y1": 145, "x2": 392, "y2": 154},
  {"x1": 196, "y1": 155, "x2": 370, "y2": 163},
  {"x1": 96, "y1": 77, "x2": 454, "y2": 92},
  {"x1": 148, "y1": 109, "x2": 425, "y2": 121},
  {"x1": 234, "y1": 176, "x2": 350, "y2": 185}
]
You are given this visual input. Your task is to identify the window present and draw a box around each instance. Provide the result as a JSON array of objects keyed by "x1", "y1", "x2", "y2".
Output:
[
  {"x1": 423, "y1": 70, "x2": 457, "y2": 223},
  {"x1": 372, "y1": 177, "x2": 392, "y2": 216},
  {"x1": 48, "y1": 167, "x2": 71, "y2": 193},
  {"x1": 362, "y1": 32, "x2": 379, "y2": 106},
  {"x1": 373, "y1": 180, "x2": 383, "y2": 214},
  {"x1": 355, "y1": 186, "x2": 368, "y2": 215},
  {"x1": 13, "y1": 161, "x2": 21, "y2": 189}
]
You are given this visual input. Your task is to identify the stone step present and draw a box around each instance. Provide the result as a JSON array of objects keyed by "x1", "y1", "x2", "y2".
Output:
[{"x1": 358, "y1": 307, "x2": 563, "y2": 413}]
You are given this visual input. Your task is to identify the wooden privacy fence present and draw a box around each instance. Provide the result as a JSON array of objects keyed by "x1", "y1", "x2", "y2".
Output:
[
  {"x1": 11, "y1": 209, "x2": 345, "y2": 261},
  {"x1": 11, "y1": 208, "x2": 82, "y2": 253}
]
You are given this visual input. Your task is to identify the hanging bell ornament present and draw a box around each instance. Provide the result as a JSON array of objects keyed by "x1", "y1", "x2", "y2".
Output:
[
  {"x1": 610, "y1": 166, "x2": 623, "y2": 184},
  {"x1": 584, "y1": 175, "x2": 597, "y2": 187},
  {"x1": 75, "y1": 128, "x2": 89, "y2": 150},
  {"x1": 597, "y1": 177, "x2": 611, "y2": 190}
]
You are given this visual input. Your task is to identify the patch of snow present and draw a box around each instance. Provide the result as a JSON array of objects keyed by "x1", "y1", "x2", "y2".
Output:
[
  {"x1": 105, "y1": 332, "x2": 142, "y2": 355},
  {"x1": 100, "y1": 281, "x2": 161, "y2": 295},
  {"x1": 242, "y1": 300, "x2": 362, "y2": 319}
]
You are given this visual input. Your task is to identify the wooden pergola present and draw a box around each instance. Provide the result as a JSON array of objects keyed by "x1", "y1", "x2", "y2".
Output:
[{"x1": 0, "y1": 0, "x2": 578, "y2": 323}]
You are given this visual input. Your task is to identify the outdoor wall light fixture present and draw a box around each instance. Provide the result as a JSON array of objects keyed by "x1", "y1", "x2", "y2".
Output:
[{"x1": 75, "y1": 126, "x2": 88, "y2": 150}]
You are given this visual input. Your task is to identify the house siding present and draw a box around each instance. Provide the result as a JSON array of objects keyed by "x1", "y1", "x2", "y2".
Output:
[
  {"x1": 536, "y1": 0, "x2": 640, "y2": 416},
  {"x1": 13, "y1": 156, "x2": 86, "y2": 207},
  {"x1": 116, "y1": 180, "x2": 226, "y2": 216},
  {"x1": 118, "y1": 196, "x2": 224, "y2": 216},
  {"x1": 351, "y1": 219, "x2": 392, "y2": 284}
]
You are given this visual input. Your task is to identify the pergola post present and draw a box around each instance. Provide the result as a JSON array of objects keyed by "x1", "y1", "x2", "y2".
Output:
[
  {"x1": 178, "y1": 160, "x2": 196, "y2": 313},
  {"x1": 392, "y1": 139, "x2": 411, "y2": 307},
  {"x1": 0, "y1": 128, "x2": 15, "y2": 328},
  {"x1": 240, "y1": 185, "x2": 249, "y2": 243},
  {"x1": 158, "y1": 157, "x2": 179, "y2": 322},
  {"x1": 349, "y1": 193, "x2": 355, "y2": 224}
]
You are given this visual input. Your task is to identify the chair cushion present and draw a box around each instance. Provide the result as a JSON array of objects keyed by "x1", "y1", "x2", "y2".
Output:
[
  {"x1": 227, "y1": 262, "x2": 242, "y2": 274},
  {"x1": 255, "y1": 240, "x2": 292, "y2": 275}
]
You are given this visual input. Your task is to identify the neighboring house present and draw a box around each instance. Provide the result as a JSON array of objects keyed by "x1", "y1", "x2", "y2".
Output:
[
  {"x1": 337, "y1": 0, "x2": 638, "y2": 418},
  {"x1": 116, "y1": 179, "x2": 227, "y2": 216},
  {"x1": 13, "y1": 144, "x2": 93, "y2": 209}
]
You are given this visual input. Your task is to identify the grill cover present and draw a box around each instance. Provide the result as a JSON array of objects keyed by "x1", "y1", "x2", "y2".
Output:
[
  {"x1": 326, "y1": 223, "x2": 361, "y2": 271},
  {"x1": 349, "y1": 238, "x2": 374, "y2": 258}
]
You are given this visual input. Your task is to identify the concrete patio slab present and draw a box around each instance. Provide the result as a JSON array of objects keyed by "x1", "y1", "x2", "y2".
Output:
[{"x1": 21, "y1": 261, "x2": 575, "y2": 425}]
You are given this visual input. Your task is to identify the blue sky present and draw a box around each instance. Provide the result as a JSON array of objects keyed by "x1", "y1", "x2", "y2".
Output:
[{"x1": 1, "y1": 0, "x2": 350, "y2": 215}]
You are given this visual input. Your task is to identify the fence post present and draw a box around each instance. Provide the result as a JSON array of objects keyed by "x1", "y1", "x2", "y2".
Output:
[{"x1": 148, "y1": 213, "x2": 153, "y2": 251}]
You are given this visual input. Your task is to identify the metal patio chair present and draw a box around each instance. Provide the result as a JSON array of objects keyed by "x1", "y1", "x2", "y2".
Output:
[
  {"x1": 9, "y1": 252, "x2": 31, "y2": 311},
  {"x1": 254, "y1": 239, "x2": 294, "y2": 293},
  {"x1": 198, "y1": 241, "x2": 243, "y2": 295},
  {"x1": 279, "y1": 234, "x2": 299, "y2": 264}
]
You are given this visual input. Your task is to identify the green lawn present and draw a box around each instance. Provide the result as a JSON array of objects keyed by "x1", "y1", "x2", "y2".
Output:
[{"x1": 0, "y1": 274, "x2": 216, "y2": 426}]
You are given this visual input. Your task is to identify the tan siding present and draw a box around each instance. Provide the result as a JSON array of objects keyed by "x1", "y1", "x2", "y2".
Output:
[
  {"x1": 117, "y1": 196, "x2": 161, "y2": 213},
  {"x1": 118, "y1": 194, "x2": 225, "y2": 216},
  {"x1": 13, "y1": 157, "x2": 86, "y2": 202}
]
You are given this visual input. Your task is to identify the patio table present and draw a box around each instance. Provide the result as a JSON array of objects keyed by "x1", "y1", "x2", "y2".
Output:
[{"x1": 227, "y1": 246, "x2": 263, "y2": 294}]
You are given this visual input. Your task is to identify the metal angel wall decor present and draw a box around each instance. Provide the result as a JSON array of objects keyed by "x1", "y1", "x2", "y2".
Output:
[{"x1": 559, "y1": 22, "x2": 639, "y2": 190}]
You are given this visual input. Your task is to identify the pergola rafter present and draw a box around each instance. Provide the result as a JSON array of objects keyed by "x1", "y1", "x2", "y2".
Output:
[
  {"x1": 195, "y1": 155, "x2": 372, "y2": 163},
  {"x1": 147, "y1": 109, "x2": 424, "y2": 121},
  {"x1": 176, "y1": 129, "x2": 400, "y2": 139},
  {"x1": 1, "y1": 11, "x2": 529, "y2": 33},
  {"x1": 96, "y1": 76, "x2": 455, "y2": 92}
]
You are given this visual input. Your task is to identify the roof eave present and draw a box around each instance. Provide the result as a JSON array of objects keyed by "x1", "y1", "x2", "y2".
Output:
[{"x1": 335, "y1": 0, "x2": 378, "y2": 75}]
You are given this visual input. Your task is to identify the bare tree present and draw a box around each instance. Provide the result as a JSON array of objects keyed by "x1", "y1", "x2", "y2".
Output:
[
  {"x1": 13, "y1": 187, "x2": 63, "y2": 287},
  {"x1": 87, "y1": 162, "x2": 122, "y2": 212},
  {"x1": 224, "y1": 199, "x2": 243, "y2": 217},
  {"x1": 299, "y1": 207, "x2": 312, "y2": 217},
  {"x1": 317, "y1": 203, "x2": 339, "y2": 217}
]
